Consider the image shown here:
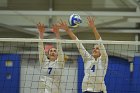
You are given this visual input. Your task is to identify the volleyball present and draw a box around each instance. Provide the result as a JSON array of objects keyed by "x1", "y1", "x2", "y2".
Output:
[{"x1": 69, "y1": 14, "x2": 82, "y2": 27}]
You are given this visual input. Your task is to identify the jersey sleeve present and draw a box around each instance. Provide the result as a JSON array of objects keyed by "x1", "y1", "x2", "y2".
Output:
[
  {"x1": 38, "y1": 40, "x2": 49, "y2": 66},
  {"x1": 76, "y1": 38, "x2": 93, "y2": 62},
  {"x1": 56, "y1": 39, "x2": 65, "y2": 66},
  {"x1": 98, "y1": 38, "x2": 108, "y2": 69}
]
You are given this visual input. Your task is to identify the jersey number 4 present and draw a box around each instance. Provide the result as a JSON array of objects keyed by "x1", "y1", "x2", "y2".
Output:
[
  {"x1": 91, "y1": 65, "x2": 95, "y2": 72},
  {"x1": 48, "y1": 67, "x2": 52, "y2": 74}
]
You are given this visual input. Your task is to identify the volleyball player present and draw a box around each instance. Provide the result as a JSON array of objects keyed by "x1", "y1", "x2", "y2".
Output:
[
  {"x1": 37, "y1": 23, "x2": 65, "y2": 93},
  {"x1": 58, "y1": 17, "x2": 108, "y2": 93}
]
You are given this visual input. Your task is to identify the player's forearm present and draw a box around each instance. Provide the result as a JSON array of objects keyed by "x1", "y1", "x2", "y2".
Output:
[
  {"x1": 92, "y1": 26, "x2": 101, "y2": 40},
  {"x1": 55, "y1": 33, "x2": 61, "y2": 39},
  {"x1": 56, "y1": 40, "x2": 65, "y2": 68},
  {"x1": 98, "y1": 37, "x2": 107, "y2": 58},
  {"x1": 75, "y1": 38, "x2": 91, "y2": 62},
  {"x1": 57, "y1": 40, "x2": 64, "y2": 57},
  {"x1": 66, "y1": 28, "x2": 77, "y2": 40},
  {"x1": 38, "y1": 42, "x2": 44, "y2": 64},
  {"x1": 38, "y1": 34, "x2": 45, "y2": 64}
]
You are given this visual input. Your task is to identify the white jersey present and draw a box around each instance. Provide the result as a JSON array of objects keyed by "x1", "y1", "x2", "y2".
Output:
[
  {"x1": 76, "y1": 38, "x2": 108, "y2": 93},
  {"x1": 38, "y1": 40, "x2": 64, "y2": 93}
]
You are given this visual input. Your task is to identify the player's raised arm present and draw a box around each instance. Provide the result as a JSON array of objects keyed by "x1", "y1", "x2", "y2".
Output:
[
  {"x1": 58, "y1": 20, "x2": 92, "y2": 62},
  {"x1": 37, "y1": 22, "x2": 46, "y2": 65},
  {"x1": 87, "y1": 16, "x2": 100, "y2": 40},
  {"x1": 87, "y1": 17, "x2": 108, "y2": 57},
  {"x1": 52, "y1": 24, "x2": 64, "y2": 65},
  {"x1": 58, "y1": 20, "x2": 77, "y2": 40}
]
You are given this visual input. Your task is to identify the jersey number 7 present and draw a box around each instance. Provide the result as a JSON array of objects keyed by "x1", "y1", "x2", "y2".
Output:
[{"x1": 48, "y1": 67, "x2": 52, "y2": 74}]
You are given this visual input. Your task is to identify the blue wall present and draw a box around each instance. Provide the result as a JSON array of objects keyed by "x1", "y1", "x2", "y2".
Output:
[
  {"x1": 78, "y1": 56, "x2": 140, "y2": 93},
  {"x1": 77, "y1": 56, "x2": 84, "y2": 93},
  {"x1": 0, "y1": 54, "x2": 21, "y2": 93},
  {"x1": 132, "y1": 56, "x2": 140, "y2": 93},
  {"x1": 106, "y1": 56, "x2": 131, "y2": 93}
]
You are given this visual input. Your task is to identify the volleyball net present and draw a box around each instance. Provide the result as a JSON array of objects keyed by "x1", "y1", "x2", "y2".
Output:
[{"x1": 0, "y1": 38, "x2": 140, "y2": 93}]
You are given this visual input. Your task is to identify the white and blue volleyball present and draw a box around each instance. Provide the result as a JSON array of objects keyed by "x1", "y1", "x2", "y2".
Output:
[{"x1": 69, "y1": 14, "x2": 82, "y2": 27}]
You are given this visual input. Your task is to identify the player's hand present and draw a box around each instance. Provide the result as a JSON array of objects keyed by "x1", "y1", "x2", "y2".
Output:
[
  {"x1": 52, "y1": 24, "x2": 60, "y2": 39},
  {"x1": 58, "y1": 19, "x2": 69, "y2": 31},
  {"x1": 87, "y1": 16, "x2": 96, "y2": 29},
  {"x1": 37, "y1": 22, "x2": 45, "y2": 39},
  {"x1": 37, "y1": 22, "x2": 45, "y2": 33},
  {"x1": 52, "y1": 24, "x2": 59, "y2": 34}
]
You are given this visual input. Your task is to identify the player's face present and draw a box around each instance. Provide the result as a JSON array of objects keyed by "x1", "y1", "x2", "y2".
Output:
[
  {"x1": 92, "y1": 45, "x2": 101, "y2": 59},
  {"x1": 48, "y1": 48, "x2": 58, "y2": 61}
]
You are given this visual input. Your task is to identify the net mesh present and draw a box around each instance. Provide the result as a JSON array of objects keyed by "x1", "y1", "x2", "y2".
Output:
[{"x1": 0, "y1": 38, "x2": 140, "y2": 93}]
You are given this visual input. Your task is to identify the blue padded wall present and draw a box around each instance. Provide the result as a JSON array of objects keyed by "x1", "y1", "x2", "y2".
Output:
[
  {"x1": 0, "y1": 54, "x2": 21, "y2": 93},
  {"x1": 77, "y1": 56, "x2": 84, "y2": 93},
  {"x1": 105, "y1": 56, "x2": 131, "y2": 93},
  {"x1": 132, "y1": 56, "x2": 140, "y2": 93}
]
